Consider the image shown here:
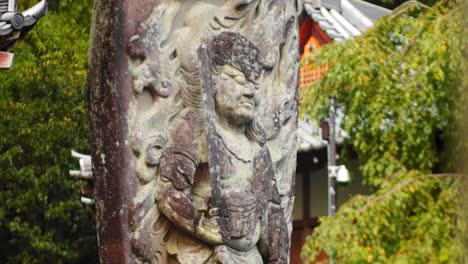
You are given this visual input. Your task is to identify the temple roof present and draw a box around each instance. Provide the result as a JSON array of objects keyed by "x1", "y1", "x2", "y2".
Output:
[
  {"x1": 298, "y1": 0, "x2": 391, "y2": 152},
  {"x1": 0, "y1": 0, "x2": 47, "y2": 51},
  {"x1": 298, "y1": 112, "x2": 349, "y2": 152},
  {"x1": 304, "y1": 0, "x2": 391, "y2": 42}
]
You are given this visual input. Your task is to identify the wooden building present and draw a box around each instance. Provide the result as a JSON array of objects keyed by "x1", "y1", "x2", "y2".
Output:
[{"x1": 291, "y1": 0, "x2": 391, "y2": 263}]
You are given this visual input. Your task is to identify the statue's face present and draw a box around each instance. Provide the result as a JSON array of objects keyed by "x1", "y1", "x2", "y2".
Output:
[{"x1": 215, "y1": 65, "x2": 260, "y2": 125}]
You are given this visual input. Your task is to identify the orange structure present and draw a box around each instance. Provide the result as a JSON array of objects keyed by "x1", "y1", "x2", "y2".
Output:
[{"x1": 299, "y1": 16, "x2": 331, "y2": 89}]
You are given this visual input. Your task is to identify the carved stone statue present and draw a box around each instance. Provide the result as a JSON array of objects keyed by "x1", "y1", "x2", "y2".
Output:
[{"x1": 88, "y1": 0, "x2": 299, "y2": 263}]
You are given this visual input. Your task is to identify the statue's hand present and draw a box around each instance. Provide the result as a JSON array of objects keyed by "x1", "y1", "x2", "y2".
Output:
[
  {"x1": 194, "y1": 208, "x2": 224, "y2": 245},
  {"x1": 159, "y1": 146, "x2": 197, "y2": 190}
]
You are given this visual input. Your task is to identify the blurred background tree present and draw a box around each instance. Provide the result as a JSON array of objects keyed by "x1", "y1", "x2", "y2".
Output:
[
  {"x1": 0, "y1": 0, "x2": 97, "y2": 263},
  {"x1": 301, "y1": 0, "x2": 465, "y2": 262}
]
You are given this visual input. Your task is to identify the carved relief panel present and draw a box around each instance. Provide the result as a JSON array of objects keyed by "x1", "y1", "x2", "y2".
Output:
[{"x1": 89, "y1": 1, "x2": 299, "y2": 263}]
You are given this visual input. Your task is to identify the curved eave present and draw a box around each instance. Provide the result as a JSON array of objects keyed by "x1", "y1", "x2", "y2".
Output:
[
  {"x1": 303, "y1": 0, "x2": 391, "y2": 41},
  {"x1": 0, "y1": 0, "x2": 47, "y2": 37},
  {"x1": 22, "y1": 0, "x2": 47, "y2": 27},
  {"x1": 0, "y1": 21, "x2": 12, "y2": 36},
  {"x1": 0, "y1": 0, "x2": 47, "y2": 51}
]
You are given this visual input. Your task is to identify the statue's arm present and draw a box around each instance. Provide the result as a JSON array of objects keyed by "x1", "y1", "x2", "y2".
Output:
[{"x1": 155, "y1": 147, "x2": 223, "y2": 245}]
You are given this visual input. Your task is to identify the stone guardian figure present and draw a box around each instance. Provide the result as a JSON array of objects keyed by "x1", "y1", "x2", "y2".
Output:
[{"x1": 88, "y1": 1, "x2": 299, "y2": 263}]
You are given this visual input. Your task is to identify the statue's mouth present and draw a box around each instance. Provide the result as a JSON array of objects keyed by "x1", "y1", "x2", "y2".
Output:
[{"x1": 239, "y1": 100, "x2": 254, "y2": 109}]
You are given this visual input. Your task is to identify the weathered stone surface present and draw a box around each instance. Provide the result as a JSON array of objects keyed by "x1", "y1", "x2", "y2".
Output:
[{"x1": 89, "y1": 1, "x2": 299, "y2": 263}]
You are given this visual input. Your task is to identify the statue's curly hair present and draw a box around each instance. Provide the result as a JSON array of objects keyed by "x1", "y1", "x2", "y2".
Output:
[
  {"x1": 178, "y1": 32, "x2": 266, "y2": 145},
  {"x1": 209, "y1": 32, "x2": 266, "y2": 145},
  {"x1": 209, "y1": 32, "x2": 262, "y2": 82}
]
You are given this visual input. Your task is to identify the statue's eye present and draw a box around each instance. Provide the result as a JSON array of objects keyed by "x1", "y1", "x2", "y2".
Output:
[
  {"x1": 233, "y1": 75, "x2": 246, "y2": 85},
  {"x1": 235, "y1": 3, "x2": 249, "y2": 13},
  {"x1": 235, "y1": 0, "x2": 255, "y2": 13},
  {"x1": 148, "y1": 136, "x2": 166, "y2": 150},
  {"x1": 152, "y1": 143, "x2": 163, "y2": 150}
]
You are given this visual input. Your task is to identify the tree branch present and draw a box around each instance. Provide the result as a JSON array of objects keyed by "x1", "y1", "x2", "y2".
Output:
[{"x1": 356, "y1": 173, "x2": 463, "y2": 214}]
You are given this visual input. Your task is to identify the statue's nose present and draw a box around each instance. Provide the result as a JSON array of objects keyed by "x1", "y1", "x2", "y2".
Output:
[{"x1": 243, "y1": 83, "x2": 255, "y2": 98}]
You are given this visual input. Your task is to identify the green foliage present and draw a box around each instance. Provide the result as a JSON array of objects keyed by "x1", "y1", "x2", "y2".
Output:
[
  {"x1": 300, "y1": 0, "x2": 464, "y2": 186},
  {"x1": 300, "y1": 1, "x2": 465, "y2": 262},
  {"x1": 0, "y1": 1, "x2": 97, "y2": 263},
  {"x1": 302, "y1": 172, "x2": 464, "y2": 263}
]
